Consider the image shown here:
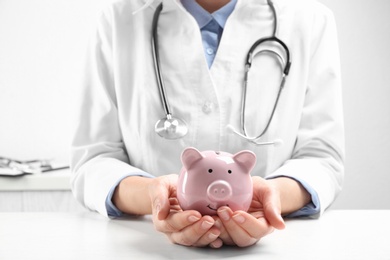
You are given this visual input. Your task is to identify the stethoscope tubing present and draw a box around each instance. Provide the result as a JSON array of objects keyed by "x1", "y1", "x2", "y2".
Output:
[
  {"x1": 150, "y1": 1, "x2": 292, "y2": 144},
  {"x1": 246, "y1": 36, "x2": 291, "y2": 75},
  {"x1": 152, "y1": 3, "x2": 171, "y2": 118}
]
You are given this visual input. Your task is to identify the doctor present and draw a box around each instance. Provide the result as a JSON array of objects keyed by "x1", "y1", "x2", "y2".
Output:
[{"x1": 71, "y1": 0, "x2": 344, "y2": 248}]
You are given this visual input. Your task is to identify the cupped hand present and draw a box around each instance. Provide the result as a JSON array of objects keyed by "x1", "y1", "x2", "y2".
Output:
[
  {"x1": 148, "y1": 174, "x2": 221, "y2": 247},
  {"x1": 213, "y1": 176, "x2": 285, "y2": 247}
]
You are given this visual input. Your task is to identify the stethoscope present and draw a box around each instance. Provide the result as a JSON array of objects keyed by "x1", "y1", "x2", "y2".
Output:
[{"x1": 152, "y1": 0, "x2": 291, "y2": 145}]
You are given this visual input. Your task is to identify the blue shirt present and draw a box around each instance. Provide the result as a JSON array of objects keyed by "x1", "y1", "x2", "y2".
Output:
[
  {"x1": 181, "y1": 0, "x2": 237, "y2": 67},
  {"x1": 106, "y1": 0, "x2": 320, "y2": 218}
]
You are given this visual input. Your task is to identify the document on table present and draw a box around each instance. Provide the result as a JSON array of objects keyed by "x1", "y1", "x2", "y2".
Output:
[
  {"x1": 0, "y1": 157, "x2": 69, "y2": 177},
  {"x1": 0, "y1": 167, "x2": 28, "y2": 176}
]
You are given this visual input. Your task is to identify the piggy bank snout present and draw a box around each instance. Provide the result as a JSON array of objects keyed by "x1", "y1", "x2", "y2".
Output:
[{"x1": 207, "y1": 180, "x2": 232, "y2": 202}]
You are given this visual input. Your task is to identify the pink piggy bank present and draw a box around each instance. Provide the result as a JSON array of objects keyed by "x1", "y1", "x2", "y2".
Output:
[{"x1": 177, "y1": 147, "x2": 256, "y2": 215}]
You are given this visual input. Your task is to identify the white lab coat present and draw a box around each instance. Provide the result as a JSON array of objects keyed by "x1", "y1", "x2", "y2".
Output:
[{"x1": 71, "y1": 0, "x2": 344, "y2": 217}]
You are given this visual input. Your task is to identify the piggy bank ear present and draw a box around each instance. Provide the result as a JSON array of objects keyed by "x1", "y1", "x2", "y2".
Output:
[
  {"x1": 232, "y1": 150, "x2": 256, "y2": 173},
  {"x1": 181, "y1": 147, "x2": 204, "y2": 170}
]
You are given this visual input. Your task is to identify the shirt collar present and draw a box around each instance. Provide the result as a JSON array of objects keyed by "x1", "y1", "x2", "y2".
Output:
[{"x1": 181, "y1": 0, "x2": 237, "y2": 29}]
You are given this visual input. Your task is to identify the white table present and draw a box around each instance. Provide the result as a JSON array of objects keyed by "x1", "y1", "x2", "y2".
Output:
[{"x1": 1, "y1": 210, "x2": 389, "y2": 260}]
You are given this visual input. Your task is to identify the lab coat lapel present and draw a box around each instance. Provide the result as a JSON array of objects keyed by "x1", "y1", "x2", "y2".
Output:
[
  {"x1": 210, "y1": 0, "x2": 278, "y2": 136},
  {"x1": 156, "y1": 0, "x2": 221, "y2": 148},
  {"x1": 210, "y1": 0, "x2": 274, "y2": 90},
  {"x1": 158, "y1": 0, "x2": 216, "y2": 94}
]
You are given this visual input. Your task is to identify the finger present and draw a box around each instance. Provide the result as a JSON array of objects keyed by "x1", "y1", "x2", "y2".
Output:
[
  {"x1": 193, "y1": 228, "x2": 220, "y2": 248},
  {"x1": 168, "y1": 197, "x2": 181, "y2": 211},
  {"x1": 169, "y1": 216, "x2": 218, "y2": 247},
  {"x1": 153, "y1": 210, "x2": 202, "y2": 233},
  {"x1": 232, "y1": 211, "x2": 275, "y2": 238},
  {"x1": 209, "y1": 238, "x2": 223, "y2": 249},
  {"x1": 213, "y1": 217, "x2": 234, "y2": 246},
  {"x1": 217, "y1": 207, "x2": 258, "y2": 247}
]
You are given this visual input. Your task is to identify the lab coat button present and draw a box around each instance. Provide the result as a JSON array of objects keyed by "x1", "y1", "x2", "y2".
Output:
[
  {"x1": 206, "y1": 48, "x2": 214, "y2": 55},
  {"x1": 202, "y1": 101, "x2": 213, "y2": 114}
]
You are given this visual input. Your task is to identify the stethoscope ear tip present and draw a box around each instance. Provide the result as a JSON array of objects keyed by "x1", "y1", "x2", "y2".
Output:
[{"x1": 226, "y1": 124, "x2": 236, "y2": 133}]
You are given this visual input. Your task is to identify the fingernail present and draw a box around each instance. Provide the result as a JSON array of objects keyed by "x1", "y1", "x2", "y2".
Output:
[
  {"x1": 201, "y1": 220, "x2": 214, "y2": 230},
  {"x1": 208, "y1": 232, "x2": 218, "y2": 240},
  {"x1": 218, "y1": 209, "x2": 230, "y2": 221},
  {"x1": 214, "y1": 219, "x2": 222, "y2": 229},
  {"x1": 232, "y1": 214, "x2": 245, "y2": 224},
  {"x1": 210, "y1": 239, "x2": 223, "y2": 249},
  {"x1": 188, "y1": 215, "x2": 200, "y2": 223}
]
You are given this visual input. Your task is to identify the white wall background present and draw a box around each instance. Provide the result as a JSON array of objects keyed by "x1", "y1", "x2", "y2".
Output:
[
  {"x1": 0, "y1": 0, "x2": 389, "y2": 209},
  {"x1": 320, "y1": 0, "x2": 390, "y2": 209},
  {"x1": 0, "y1": 0, "x2": 108, "y2": 163}
]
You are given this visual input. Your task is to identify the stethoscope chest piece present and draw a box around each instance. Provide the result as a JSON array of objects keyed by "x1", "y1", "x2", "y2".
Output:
[{"x1": 155, "y1": 114, "x2": 188, "y2": 139}]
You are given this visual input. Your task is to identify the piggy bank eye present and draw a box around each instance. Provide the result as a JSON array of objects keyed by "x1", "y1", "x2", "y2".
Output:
[
  {"x1": 208, "y1": 169, "x2": 213, "y2": 173},
  {"x1": 228, "y1": 170, "x2": 232, "y2": 174}
]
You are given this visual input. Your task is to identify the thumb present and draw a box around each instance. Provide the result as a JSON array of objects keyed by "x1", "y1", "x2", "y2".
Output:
[
  {"x1": 149, "y1": 175, "x2": 176, "y2": 221},
  {"x1": 262, "y1": 184, "x2": 285, "y2": 230},
  {"x1": 265, "y1": 205, "x2": 285, "y2": 230}
]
